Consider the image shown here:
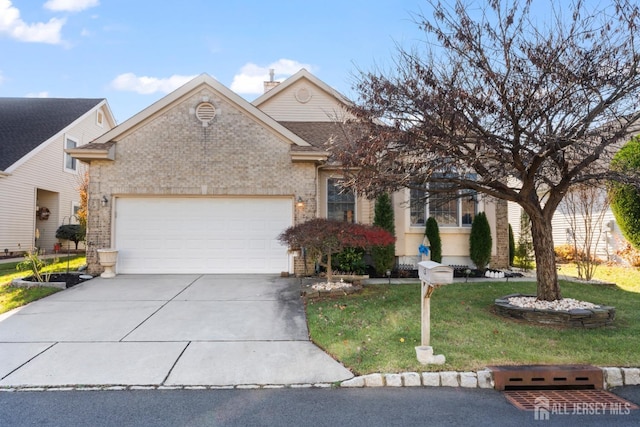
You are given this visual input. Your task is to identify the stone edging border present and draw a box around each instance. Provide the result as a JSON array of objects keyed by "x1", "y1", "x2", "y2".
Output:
[
  {"x1": 339, "y1": 367, "x2": 640, "y2": 390},
  {"x1": 1, "y1": 367, "x2": 638, "y2": 392}
]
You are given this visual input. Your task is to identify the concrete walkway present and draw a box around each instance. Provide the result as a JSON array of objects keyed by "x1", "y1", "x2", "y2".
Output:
[{"x1": 0, "y1": 275, "x2": 353, "y2": 387}]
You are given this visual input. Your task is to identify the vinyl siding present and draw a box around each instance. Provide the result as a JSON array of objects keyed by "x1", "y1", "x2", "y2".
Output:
[
  {"x1": 0, "y1": 104, "x2": 113, "y2": 254},
  {"x1": 258, "y1": 79, "x2": 352, "y2": 122}
]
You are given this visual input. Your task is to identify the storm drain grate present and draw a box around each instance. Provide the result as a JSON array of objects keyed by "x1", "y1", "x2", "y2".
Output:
[
  {"x1": 504, "y1": 389, "x2": 639, "y2": 412},
  {"x1": 488, "y1": 365, "x2": 603, "y2": 390}
]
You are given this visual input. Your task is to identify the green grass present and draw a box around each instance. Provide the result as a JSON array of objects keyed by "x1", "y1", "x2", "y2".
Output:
[
  {"x1": 0, "y1": 255, "x2": 86, "y2": 315},
  {"x1": 306, "y1": 278, "x2": 640, "y2": 374},
  {"x1": 557, "y1": 263, "x2": 640, "y2": 292}
]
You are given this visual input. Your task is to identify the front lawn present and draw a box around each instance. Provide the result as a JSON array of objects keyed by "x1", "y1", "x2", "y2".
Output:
[
  {"x1": 0, "y1": 255, "x2": 86, "y2": 315},
  {"x1": 306, "y1": 279, "x2": 640, "y2": 374}
]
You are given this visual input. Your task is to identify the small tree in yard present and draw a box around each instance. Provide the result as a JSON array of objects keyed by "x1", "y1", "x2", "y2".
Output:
[
  {"x1": 278, "y1": 218, "x2": 395, "y2": 282},
  {"x1": 332, "y1": 0, "x2": 640, "y2": 300},
  {"x1": 425, "y1": 217, "x2": 442, "y2": 263},
  {"x1": 372, "y1": 193, "x2": 396, "y2": 275},
  {"x1": 470, "y1": 212, "x2": 492, "y2": 271},
  {"x1": 560, "y1": 184, "x2": 609, "y2": 281},
  {"x1": 55, "y1": 224, "x2": 83, "y2": 250}
]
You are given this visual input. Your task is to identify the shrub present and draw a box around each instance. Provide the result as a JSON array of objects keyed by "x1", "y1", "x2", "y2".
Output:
[
  {"x1": 610, "y1": 135, "x2": 640, "y2": 250},
  {"x1": 372, "y1": 193, "x2": 396, "y2": 275},
  {"x1": 425, "y1": 217, "x2": 442, "y2": 263},
  {"x1": 508, "y1": 224, "x2": 515, "y2": 266},
  {"x1": 469, "y1": 212, "x2": 492, "y2": 270},
  {"x1": 333, "y1": 247, "x2": 366, "y2": 274},
  {"x1": 616, "y1": 242, "x2": 640, "y2": 268},
  {"x1": 55, "y1": 224, "x2": 84, "y2": 250}
]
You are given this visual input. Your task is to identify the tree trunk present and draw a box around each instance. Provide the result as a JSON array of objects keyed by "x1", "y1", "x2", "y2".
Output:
[{"x1": 530, "y1": 216, "x2": 562, "y2": 301}]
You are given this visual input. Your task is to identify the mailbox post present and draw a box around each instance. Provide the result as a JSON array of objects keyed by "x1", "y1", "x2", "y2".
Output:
[{"x1": 416, "y1": 261, "x2": 453, "y2": 365}]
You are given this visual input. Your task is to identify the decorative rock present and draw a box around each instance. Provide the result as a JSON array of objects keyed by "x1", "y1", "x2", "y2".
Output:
[
  {"x1": 459, "y1": 372, "x2": 478, "y2": 388},
  {"x1": 494, "y1": 294, "x2": 615, "y2": 328},
  {"x1": 602, "y1": 367, "x2": 623, "y2": 388},
  {"x1": 422, "y1": 372, "x2": 441, "y2": 387},
  {"x1": 622, "y1": 368, "x2": 640, "y2": 385},
  {"x1": 476, "y1": 370, "x2": 494, "y2": 389},
  {"x1": 385, "y1": 374, "x2": 403, "y2": 387},
  {"x1": 440, "y1": 371, "x2": 460, "y2": 387},
  {"x1": 363, "y1": 373, "x2": 384, "y2": 387},
  {"x1": 341, "y1": 376, "x2": 365, "y2": 388},
  {"x1": 402, "y1": 372, "x2": 422, "y2": 387}
]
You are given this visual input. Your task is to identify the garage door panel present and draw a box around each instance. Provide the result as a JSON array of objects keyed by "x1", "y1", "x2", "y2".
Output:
[{"x1": 114, "y1": 198, "x2": 292, "y2": 274}]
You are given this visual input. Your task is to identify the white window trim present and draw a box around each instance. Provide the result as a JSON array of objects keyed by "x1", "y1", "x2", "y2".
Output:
[
  {"x1": 71, "y1": 201, "x2": 81, "y2": 223},
  {"x1": 64, "y1": 135, "x2": 79, "y2": 173}
]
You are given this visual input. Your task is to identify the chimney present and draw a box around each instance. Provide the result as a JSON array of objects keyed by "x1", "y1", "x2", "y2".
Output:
[{"x1": 263, "y1": 69, "x2": 280, "y2": 93}]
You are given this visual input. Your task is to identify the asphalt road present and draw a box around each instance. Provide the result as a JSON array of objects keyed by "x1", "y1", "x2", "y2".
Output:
[{"x1": 1, "y1": 386, "x2": 639, "y2": 427}]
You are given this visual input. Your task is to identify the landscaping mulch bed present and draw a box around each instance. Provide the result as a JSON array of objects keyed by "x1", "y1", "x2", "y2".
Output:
[{"x1": 20, "y1": 273, "x2": 93, "y2": 288}]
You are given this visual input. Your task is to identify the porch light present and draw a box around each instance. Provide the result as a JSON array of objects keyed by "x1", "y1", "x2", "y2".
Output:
[
  {"x1": 101, "y1": 195, "x2": 109, "y2": 207},
  {"x1": 296, "y1": 197, "x2": 304, "y2": 208}
]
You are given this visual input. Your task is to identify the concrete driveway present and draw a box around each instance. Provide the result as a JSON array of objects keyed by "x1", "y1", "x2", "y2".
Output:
[{"x1": 0, "y1": 275, "x2": 353, "y2": 387}]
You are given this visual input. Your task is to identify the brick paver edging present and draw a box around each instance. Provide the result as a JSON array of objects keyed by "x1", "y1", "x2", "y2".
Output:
[{"x1": 0, "y1": 367, "x2": 638, "y2": 392}]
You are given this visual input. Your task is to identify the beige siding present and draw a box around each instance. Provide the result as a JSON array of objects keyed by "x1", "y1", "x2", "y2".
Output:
[
  {"x1": 393, "y1": 188, "x2": 506, "y2": 268},
  {"x1": 0, "y1": 104, "x2": 112, "y2": 254},
  {"x1": 259, "y1": 79, "x2": 352, "y2": 122}
]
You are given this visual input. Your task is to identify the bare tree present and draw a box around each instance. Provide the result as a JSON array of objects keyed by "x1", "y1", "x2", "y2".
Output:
[
  {"x1": 560, "y1": 184, "x2": 610, "y2": 281},
  {"x1": 332, "y1": 0, "x2": 640, "y2": 301}
]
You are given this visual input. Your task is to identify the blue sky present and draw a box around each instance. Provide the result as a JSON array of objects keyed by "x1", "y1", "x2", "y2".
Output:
[{"x1": 0, "y1": 0, "x2": 427, "y2": 122}]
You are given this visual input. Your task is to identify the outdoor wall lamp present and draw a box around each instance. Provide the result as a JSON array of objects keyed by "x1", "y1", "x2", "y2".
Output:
[
  {"x1": 296, "y1": 197, "x2": 305, "y2": 208},
  {"x1": 101, "y1": 195, "x2": 109, "y2": 207}
]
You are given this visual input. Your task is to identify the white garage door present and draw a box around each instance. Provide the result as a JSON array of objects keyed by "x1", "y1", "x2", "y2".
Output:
[{"x1": 114, "y1": 197, "x2": 292, "y2": 274}]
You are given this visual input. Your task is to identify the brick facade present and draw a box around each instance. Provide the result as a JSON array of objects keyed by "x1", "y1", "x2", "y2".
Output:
[{"x1": 86, "y1": 87, "x2": 317, "y2": 274}]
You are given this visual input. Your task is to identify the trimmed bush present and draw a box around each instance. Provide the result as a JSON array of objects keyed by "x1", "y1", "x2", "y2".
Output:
[
  {"x1": 425, "y1": 217, "x2": 442, "y2": 263},
  {"x1": 372, "y1": 193, "x2": 396, "y2": 275},
  {"x1": 610, "y1": 136, "x2": 640, "y2": 249},
  {"x1": 469, "y1": 212, "x2": 492, "y2": 270},
  {"x1": 55, "y1": 224, "x2": 84, "y2": 250},
  {"x1": 508, "y1": 223, "x2": 515, "y2": 266}
]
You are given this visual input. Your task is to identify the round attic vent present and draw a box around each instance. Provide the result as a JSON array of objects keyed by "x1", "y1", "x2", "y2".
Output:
[
  {"x1": 196, "y1": 102, "x2": 216, "y2": 126},
  {"x1": 295, "y1": 87, "x2": 312, "y2": 103}
]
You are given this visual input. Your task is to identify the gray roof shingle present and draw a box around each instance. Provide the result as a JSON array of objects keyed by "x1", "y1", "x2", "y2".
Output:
[{"x1": 0, "y1": 97, "x2": 103, "y2": 171}]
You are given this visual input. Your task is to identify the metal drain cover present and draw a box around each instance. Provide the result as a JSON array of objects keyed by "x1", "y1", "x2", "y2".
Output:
[{"x1": 504, "y1": 389, "x2": 639, "y2": 412}]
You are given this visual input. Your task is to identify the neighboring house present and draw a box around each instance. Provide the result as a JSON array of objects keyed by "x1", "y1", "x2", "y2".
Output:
[
  {"x1": 509, "y1": 191, "x2": 627, "y2": 262},
  {"x1": 70, "y1": 70, "x2": 509, "y2": 275},
  {"x1": 0, "y1": 98, "x2": 116, "y2": 255}
]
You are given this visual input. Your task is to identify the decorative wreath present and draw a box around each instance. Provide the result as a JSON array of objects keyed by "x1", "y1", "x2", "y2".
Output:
[{"x1": 37, "y1": 207, "x2": 50, "y2": 220}]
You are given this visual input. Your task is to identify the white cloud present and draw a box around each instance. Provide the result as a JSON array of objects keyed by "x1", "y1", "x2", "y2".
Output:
[
  {"x1": 0, "y1": 70, "x2": 4, "y2": 85},
  {"x1": 44, "y1": 0, "x2": 99, "y2": 12},
  {"x1": 230, "y1": 59, "x2": 313, "y2": 94},
  {"x1": 110, "y1": 73, "x2": 197, "y2": 95},
  {"x1": 0, "y1": 0, "x2": 65, "y2": 44},
  {"x1": 26, "y1": 91, "x2": 49, "y2": 98}
]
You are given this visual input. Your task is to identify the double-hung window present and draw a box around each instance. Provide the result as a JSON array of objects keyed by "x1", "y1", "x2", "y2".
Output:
[
  {"x1": 327, "y1": 178, "x2": 355, "y2": 222},
  {"x1": 64, "y1": 136, "x2": 78, "y2": 172}
]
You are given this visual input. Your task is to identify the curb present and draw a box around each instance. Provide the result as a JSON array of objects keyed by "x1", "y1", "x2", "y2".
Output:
[
  {"x1": 339, "y1": 367, "x2": 640, "y2": 390},
  {"x1": 1, "y1": 367, "x2": 638, "y2": 392}
]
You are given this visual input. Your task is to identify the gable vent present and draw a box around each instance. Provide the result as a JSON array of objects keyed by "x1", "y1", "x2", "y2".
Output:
[{"x1": 196, "y1": 102, "x2": 216, "y2": 127}]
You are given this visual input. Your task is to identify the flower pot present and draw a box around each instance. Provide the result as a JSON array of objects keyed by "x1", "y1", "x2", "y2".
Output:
[{"x1": 97, "y1": 249, "x2": 118, "y2": 278}]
